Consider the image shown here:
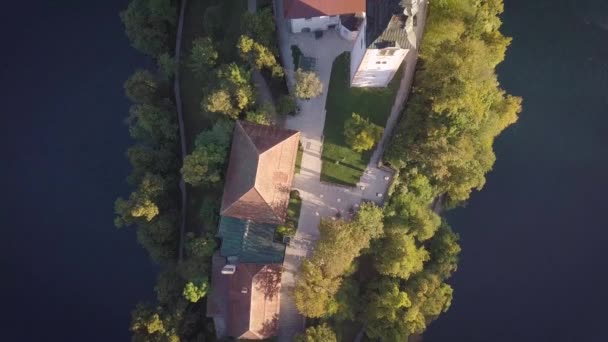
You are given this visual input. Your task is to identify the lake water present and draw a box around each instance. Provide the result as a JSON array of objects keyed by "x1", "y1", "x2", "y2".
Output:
[
  {"x1": 1, "y1": 1, "x2": 156, "y2": 341},
  {"x1": 426, "y1": 0, "x2": 608, "y2": 341},
  {"x1": 1, "y1": 0, "x2": 607, "y2": 341}
]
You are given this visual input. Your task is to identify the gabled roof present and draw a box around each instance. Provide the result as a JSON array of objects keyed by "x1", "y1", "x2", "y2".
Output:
[
  {"x1": 283, "y1": 0, "x2": 365, "y2": 19},
  {"x1": 208, "y1": 255, "x2": 282, "y2": 340},
  {"x1": 217, "y1": 216, "x2": 285, "y2": 264},
  {"x1": 221, "y1": 121, "x2": 300, "y2": 225}
]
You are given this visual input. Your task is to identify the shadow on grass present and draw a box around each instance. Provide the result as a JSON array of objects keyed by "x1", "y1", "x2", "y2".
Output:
[{"x1": 320, "y1": 155, "x2": 365, "y2": 173}]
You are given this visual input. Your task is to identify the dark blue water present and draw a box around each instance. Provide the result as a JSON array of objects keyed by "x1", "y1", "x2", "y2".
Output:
[
  {"x1": 427, "y1": 0, "x2": 608, "y2": 341},
  {"x1": 0, "y1": 1, "x2": 156, "y2": 341}
]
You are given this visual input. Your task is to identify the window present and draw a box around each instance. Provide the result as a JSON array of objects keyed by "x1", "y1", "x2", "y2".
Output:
[
  {"x1": 382, "y1": 61, "x2": 387, "y2": 64},
  {"x1": 305, "y1": 17, "x2": 312, "y2": 21},
  {"x1": 376, "y1": 61, "x2": 381, "y2": 64}
]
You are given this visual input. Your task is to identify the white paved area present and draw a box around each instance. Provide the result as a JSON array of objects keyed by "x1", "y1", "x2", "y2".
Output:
[{"x1": 273, "y1": 1, "x2": 428, "y2": 340}]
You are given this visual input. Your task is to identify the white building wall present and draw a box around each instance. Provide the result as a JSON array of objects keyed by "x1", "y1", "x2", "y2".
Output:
[
  {"x1": 289, "y1": 16, "x2": 340, "y2": 33},
  {"x1": 351, "y1": 48, "x2": 409, "y2": 87},
  {"x1": 349, "y1": 20, "x2": 367, "y2": 83}
]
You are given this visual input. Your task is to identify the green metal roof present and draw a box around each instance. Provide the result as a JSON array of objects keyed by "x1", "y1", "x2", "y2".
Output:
[{"x1": 217, "y1": 216, "x2": 285, "y2": 263}]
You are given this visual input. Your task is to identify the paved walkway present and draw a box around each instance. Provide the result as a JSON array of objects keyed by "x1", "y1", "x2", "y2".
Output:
[{"x1": 273, "y1": 1, "x2": 428, "y2": 340}]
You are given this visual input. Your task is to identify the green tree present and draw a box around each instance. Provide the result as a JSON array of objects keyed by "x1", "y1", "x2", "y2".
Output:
[
  {"x1": 115, "y1": 173, "x2": 165, "y2": 227},
  {"x1": 374, "y1": 227, "x2": 429, "y2": 279},
  {"x1": 182, "y1": 279, "x2": 209, "y2": 303},
  {"x1": 295, "y1": 323, "x2": 337, "y2": 342},
  {"x1": 204, "y1": 64, "x2": 254, "y2": 118},
  {"x1": 241, "y1": 8, "x2": 276, "y2": 49},
  {"x1": 237, "y1": 35, "x2": 284, "y2": 77},
  {"x1": 189, "y1": 37, "x2": 218, "y2": 79},
  {"x1": 365, "y1": 278, "x2": 412, "y2": 341},
  {"x1": 181, "y1": 120, "x2": 233, "y2": 186},
  {"x1": 427, "y1": 222, "x2": 461, "y2": 279},
  {"x1": 294, "y1": 203, "x2": 383, "y2": 317},
  {"x1": 246, "y1": 109, "x2": 272, "y2": 125},
  {"x1": 128, "y1": 101, "x2": 178, "y2": 145},
  {"x1": 344, "y1": 113, "x2": 383, "y2": 152},
  {"x1": 184, "y1": 232, "x2": 217, "y2": 259},
  {"x1": 124, "y1": 70, "x2": 158, "y2": 104},
  {"x1": 131, "y1": 304, "x2": 166, "y2": 335},
  {"x1": 277, "y1": 94, "x2": 297, "y2": 116},
  {"x1": 120, "y1": 0, "x2": 176, "y2": 57},
  {"x1": 157, "y1": 52, "x2": 176, "y2": 79},
  {"x1": 294, "y1": 69, "x2": 323, "y2": 99},
  {"x1": 136, "y1": 211, "x2": 180, "y2": 265}
]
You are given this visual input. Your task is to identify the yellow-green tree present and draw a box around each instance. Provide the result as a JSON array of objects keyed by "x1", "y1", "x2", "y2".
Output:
[{"x1": 344, "y1": 113, "x2": 383, "y2": 152}]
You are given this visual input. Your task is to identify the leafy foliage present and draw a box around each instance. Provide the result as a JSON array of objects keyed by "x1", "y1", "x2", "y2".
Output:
[
  {"x1": 238, "y1": 35, "x2": 284, "y2": 77},
  {"x1": 124, "y1": 70, "x2": 159, "y2": 104},
  {"x1": 182, "y1": 279, "x2": 209, "y2": 303},
  {"x1": 294, "y1": 69, "x2": 323, "y2": 99},
  {"x1": 181, "y1": 120, "x2": 234, "y2": 186},
  {"x1": 157, "y1": 52, "x2": 176, "y2": 79},
  {"x1": 204, "y1": 63, "x2": 254, "y2": 118},
  {"x1": 120, "y1": 0, "x2": 176, "y2": 57},
  {"x1": 373, "y1": 227, "x2": 429, "y2": 280},
  {"x1": 295, "y1": 323, "x2": 337, "y2": 342},
  {"x1": 294, "y1": 203, "x2": 384, "y2": 317},
  {"x1": 344, "y1": 113, "x2": 383, "y2": 152},
  {"x1": 189, "y1": 37, "x2": 218, "y2": 80}
]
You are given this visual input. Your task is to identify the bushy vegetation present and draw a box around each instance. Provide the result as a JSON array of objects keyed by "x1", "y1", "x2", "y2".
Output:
[
  {"x1": 295, "y1": 323, "x2": 337, "y2": 342},
  {"x1": 118, "y1": 1, "x2": 291, "y2": 340},
  {"x1": 295, "y1": 1, "x2": 521, "y2": 340},
  {"x1": 344, "y1": 113, "x2": 384, "y2": 152},
  {"x1": 294, "y1": 69, "x2": 323, "y2": 99},
  {"x1": 294, "y1": 203, "x2": 384, "y2": 317}
]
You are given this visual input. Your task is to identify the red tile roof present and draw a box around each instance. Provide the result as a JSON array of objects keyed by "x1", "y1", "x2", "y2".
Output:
[
  {"x1": 221, "y1": 121, "x2": 300, "y2": 224},
  {"x1": 283, "y1": 0, "x2": 365, "y2": 19},
  {"x1": 208, "y1": 255, "x2": 282, "y2": 340}
]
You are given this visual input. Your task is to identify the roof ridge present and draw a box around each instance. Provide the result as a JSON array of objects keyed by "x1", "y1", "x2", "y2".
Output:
[
  {"x1": 250, "y1": 187, "x2": 281, "y2": 222},
  {"x1": 237, "y1": 121, "x2": 263, "y2": 155}
]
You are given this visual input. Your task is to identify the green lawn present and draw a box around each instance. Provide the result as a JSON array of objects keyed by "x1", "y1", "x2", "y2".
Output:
[
  {"x1": 321, "y1": 52, "x2": 403, "y2": 186},
  {"x1": 179, "y1": 0, "x2": 247, "y2": 233}
]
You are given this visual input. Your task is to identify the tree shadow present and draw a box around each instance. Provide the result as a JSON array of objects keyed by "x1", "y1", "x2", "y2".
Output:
[
  {"x1": 258, "y1": 313, "x2": 279, "y2": 337},
  {"x1": 254, "y1": 266, "x2": 282, "y2": 301}
]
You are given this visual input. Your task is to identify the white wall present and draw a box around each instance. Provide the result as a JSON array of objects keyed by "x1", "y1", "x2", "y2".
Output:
[
  {"x1": 351, "y1": 48, "x2": 409, "y2": 87},
  {"x1": 349, "y1": 21, "x2": 367, "y2": 83},
  {"x1": 289, "y1": 16, "x2": 340, "y2": 33}
]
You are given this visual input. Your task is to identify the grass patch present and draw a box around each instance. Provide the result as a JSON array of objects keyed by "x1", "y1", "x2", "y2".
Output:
[
  {"x1": 291, "y1": 45, "x2": 303, "y2": 70},
  {"x1": 295, "y1": 143, "x2": 304, "y2": 174},
  {"x1": 286, "y1": 190, "x2": 302, "y2": 229},
  {"x1": 276, "y1": 190, "x2": 302, "y2": 241},
  {"x1": 321, "y1": 52, "x2": 403, "y2": 186}
]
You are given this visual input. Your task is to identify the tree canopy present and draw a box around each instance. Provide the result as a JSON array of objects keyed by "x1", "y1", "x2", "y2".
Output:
[
  {"x1": 120, "y1": 0, "x2": 176, "y2": 57},
  {"x1": 295, "y1": 323, "x2": 337, "y2": 342},
  {"x1": 181, "y1": 120, "x2": 234, "y2": 186},
  {"x1": 294, "y1": 69, "x2": 323, "y2": 100},
  {"x1": 294, "y1": 203, "x2": 384, "y2": 317},
  {"x1": 204, "y1": 63, "x2": 255, "y2": 118},
  {"x1": 344, "y1": 113, "x2": 383, "y2": 152}
]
